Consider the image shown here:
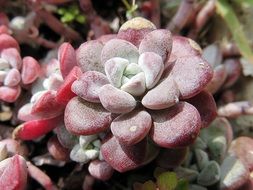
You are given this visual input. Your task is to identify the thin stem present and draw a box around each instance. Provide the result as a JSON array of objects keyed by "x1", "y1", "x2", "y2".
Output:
[
  {"x1": 167, "y1": 0, "x2": 196, "y2": 33},
  {"x1": 188, "y1": 0, "x2": 216, "y2": 39}
]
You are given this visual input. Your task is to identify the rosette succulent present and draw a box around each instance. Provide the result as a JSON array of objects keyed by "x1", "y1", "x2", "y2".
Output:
[
  {"x1": 64, "y1": 17, "x2": 217, "y2": 173},
  {"x1": 0, "y1": 33, "x2": 40, "y2": 103},
  {"x1": 14, "y1": 17, "x2": 217, "y2": 179}
]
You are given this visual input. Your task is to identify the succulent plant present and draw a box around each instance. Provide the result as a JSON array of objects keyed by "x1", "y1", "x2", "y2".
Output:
[
  {"x1": 0, "y1": 33, "x2": 40, "y2": 103},
  {"x1": 173, "y1": 117, "x2": 252, "y2": 190},
  {"x1": 202, "y1": 44, "x2": 242, "y2": 94},
  {"x1": 67, "y1": 17, "x2": 216, "y2": 173},
  {"x1": 14, "y1": 17, "x2": 217, "y2": 179}
]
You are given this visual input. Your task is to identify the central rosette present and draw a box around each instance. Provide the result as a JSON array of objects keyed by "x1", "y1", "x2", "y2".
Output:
[{"x1": 104, "y1": 51, "x2": 164, "y2": 97}]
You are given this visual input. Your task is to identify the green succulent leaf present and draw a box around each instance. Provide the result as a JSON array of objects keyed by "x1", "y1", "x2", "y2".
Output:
[
  {"x1": 142, "y1": 180, "x2": 157, "y2": 190},
  {"x1": 76, "y1": 15, "x2": 86, "y2": 24},
  {"x1": 175, "y1": 179, "x2": 189, "y2": 190},
  {"x1": 157, "y1": 172, "x2": 178, "y2": 190}
]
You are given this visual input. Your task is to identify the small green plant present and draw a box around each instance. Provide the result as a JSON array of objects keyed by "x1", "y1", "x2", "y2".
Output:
[
  {"x1": 57, "y1": 4, "x2": 86, "y2": 24},
  {"x1": 121, "y1": 0, "x2": 138, "y2": 19},
  {"x1": 134, "y1": 171, "x2": 188, "y2": 190}
]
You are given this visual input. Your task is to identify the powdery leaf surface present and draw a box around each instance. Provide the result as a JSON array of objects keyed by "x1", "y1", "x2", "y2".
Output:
[
  {"x1": 0, "y1": 155, "x2": 27, "y2": 190},
  {"x1": 171, "y1": 56, "x2": 213, "y2": 99},
  {"x1": 150, "y1": 102, "x2": 201, "y2": 148},
  {"x1": 101, "y1": 39, "x2": 139, "y2": 64},
  {"x1": 1, "y1": 48, "x2": 22, "y2": 69},
  {"x1": 0, "y1": 34, "x2": 20, "y2": 52},
  {"x1": 72, "y1": 71, "x2": 109, "y2": 103},
  {"x1": 138, "y1": 52, "x2": 164, "y2": 89},
  {"x1": 142, "y1": 75, "x2": 179, "y2": 110},
  {"x1": 0, "y1": 85, "x2": 21, "y2": 103},
  {"x1": 171, "y1": 36, "x2": 202, "y2": 58},
  {"x1": 186, "y1": 90, "x2": 217, "y2": 128},
  {"x1": 229, "y1": 136, "x2": 253, "y2": 171},
  {"x1": 101, "y1": 135, "x2": 147, "y2": 172},
  {"x1": 65, "y1": 97, "x2": 112, "y2": 135},
  {"x1": 139, "y1": 29, "x2": 172, "y2": 61},
  {"x1": 77, "y1": 40, "x2": 104, "y2": 73},
  {"x1": 99, "y1": 84, "x2": 136, "y2": 114},
  {"x1": 88, "y1": 160, "x2": 114, "y2": 181},
  {"x1": 21, "y1": 56, "x2": 40, "y2": 84},
  {"x1": 4, "y1": 68, "x2": 20, "y2": 86},
  {"x1": 111, "y1": 109, "x2": 152, "y2": 145},
  {"x1": 58, "y1": 42, "x2": 77, "y2": 79}
]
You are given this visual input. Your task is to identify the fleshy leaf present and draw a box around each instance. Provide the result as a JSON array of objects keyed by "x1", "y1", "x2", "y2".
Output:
[
  {"x1": 187, "y1": 90, "x2": 217, "y2": 128},
  {"x1": 104, "y1": 57, "x2": 129, "y2": 88},
  {"x1": 220, "y1": 156, "x2": 249, "y2": 190},
  {"x1": 138, "y1": 52, "x2": 164, "y2": 89},
  {"x1": 118, "y1": 17, "x2": 156, "y2": 46},
  {"x1": 76, "y1": 40, "x2": 104, "y2": 73},
  {"x1": 21, "y1": 56, "x2": 40, "y2": 84},
  {"x1": 13, "y1": 116, "x2": 62, "y2": 140},
  {"x1": 4, "y1": 68, "x2": 20, "y2": 87},
  {"x1": 72, "y1": 71, "x2": 109, "y2": 103},
  {"x1": 157, "y1": 172, "x2": 178, "y2": 190},
  {"x1": 55, "y1": 125, "x2": 78, "y2": 149},
  {"x1": 88, "y1": 160, "x2": 114, "y2": 181},
  {"x1": 202, "y1": 44, "x2": 222, "y2": 68},
  {"x1": 171, "y1": 56, "x2": 213, "y2": 99},
  {"x1": 31, "y1": 90, "x2": 64, "y2": 118},
  {"x1": 56, "y1": 66, "x2": 82, "y2": 105},
  {"x1": 142, "y1": 75, "x2": 179, "y2": 110},
  {"x1": 58, "y1": 42, "x2": 77, "y2": 79},
  {"x1": 65, "y1": 97, "x2": 112, "y2": 135},
  {"x1": 205, "y1": 65, "x2": 227, "y2": 94},
  {"x1": 139, "y1": 29, "x2": 172, "y2": 61},
  {"x1": 0, "y1": 34, "x2": 20, "y2": 52},
  {"x1": 197, "y1": 161, "x2": 221, "y2": 186},
  {"x1": 121, "y1": 72, "x2": 146, "y2": 96},
  {"x1": 228, "y1": 137, "x2": 253, "y2": 171},
  {"x1": 99, "y1": 84, "x2": 136, "y2": 113},
  {"x1": 101, "y1": 135, "x2": 147, "y2": 172},
  {"x1": 111, "y1": 109, "x2": 152, "y2": 145},
  {"x1": 171, "y1": 36, "x2": 202, "y2": 58},
  {"x1": 150, "y1": 102, "x2": 201, "y2": 148},
  {"x1": 0, "y1": 85, "x2": 21, "y2": 103},
  {"x1": 101, "y1": 39, "x2": 139, "y2": 64},
  {"x1": 0, "y1": 155, "x2": 27, "y2": 190},
  {"x1": 223, "y1": 59, "x2": 242, "y2": 88},
  {"x1": 47, "y1": 136, "x2": 70, "y2": 161},
  {"x1": 1, "y1": 48, "x2": 22, "y2": 69}
]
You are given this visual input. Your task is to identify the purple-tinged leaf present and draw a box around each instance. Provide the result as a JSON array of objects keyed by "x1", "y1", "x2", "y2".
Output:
[
  {"x1": 138, "y1": 52, "x2": 164, "y2": 89},
  {"x1": 139, "y1": 29, "x2": 172, "y2": 61},
  {"x1": 187, "y1": 90, "x2": 217, "y2": 128},
  {"x1": 65, "y1": 97, "x2": 112, "y2": 135},
  {"x1": 99, "y1": 84, "x2": 136, "y2": 113},
  {"x1": 171, "y1": 56, "x2": 213, "y2": 99},
  {"x1": 76, "y1": 40, "x2": 104, "y2": 73},
  {"x1": 111, "y1": 109, "x2": 152, "y2": 145},
  {"x1": 58, "y1": 42, "x2": 77, "y2": 79},
  {"x1": 150, "y1": 102, "x2": 201, "y2": 148},
  {"x1": 101, "y1": 135, "x2": 147, "y2": 172},
  {"x1": 88, "y1": 160, "x2": 114, "y2": 181},
  {"x1": 142, "y1": 75, "x2": 179, "y2": 110},
  {"x1": 72, "y1": 71, "x2": 109, "y2": 103},
  {"x1": 101, "y1": 39, "x2": 139, "y2": 64}
]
